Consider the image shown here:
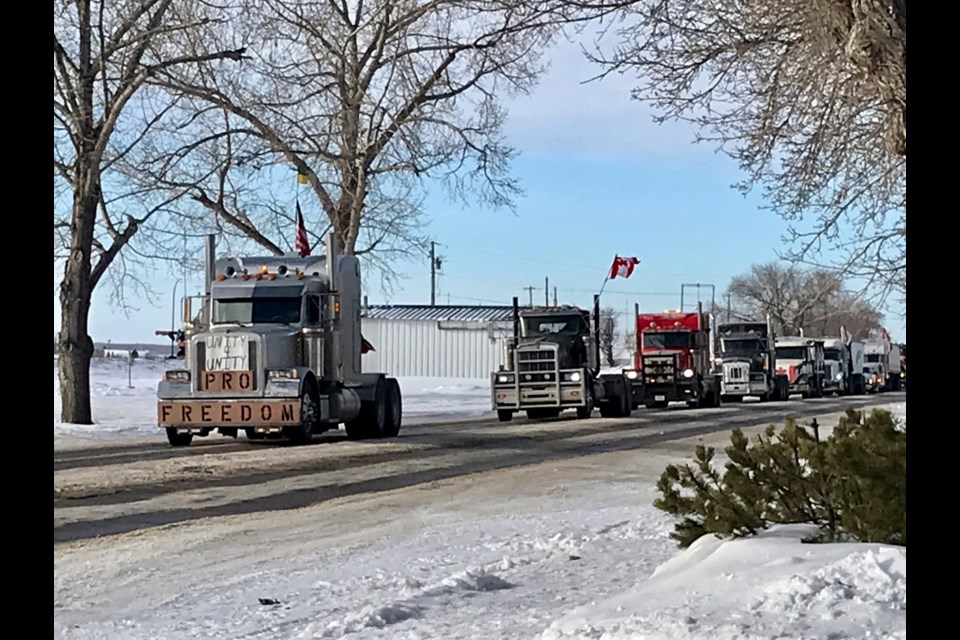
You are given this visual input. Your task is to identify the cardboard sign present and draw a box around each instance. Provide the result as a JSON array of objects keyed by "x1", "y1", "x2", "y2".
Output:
[
  {"x1": 158, "y1": 401, "x2": 300, "y2": 426},
  {"x1": 198, "y1": 370, "x2": 254, "y2": 392},
  {"x1": 204, "y1": 335, "x2": 249, "y2": 371}
]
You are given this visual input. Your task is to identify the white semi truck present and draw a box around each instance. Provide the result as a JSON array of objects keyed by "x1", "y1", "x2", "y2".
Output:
[
  {"x1": 864, "y1": 337, "x2": 903, "y2": 392},
  {"x1": 820, "y1": 336, "x2": 866, "y2": 395},
  {"x1": 156, "y1": 233, "x2": 402, "y2": 446}
]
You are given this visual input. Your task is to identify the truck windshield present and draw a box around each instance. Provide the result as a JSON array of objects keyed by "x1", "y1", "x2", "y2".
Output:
[
  {"x1": 213, "y1": 298, "x2": 301, "y2": 324},
  {"x1": 721, "y1": 338, "x2": 764, "y2": 358},
  {"x1": 643, "y1": 332, "x2": 691, "y2": 349},
  {"x1": 523, "y1": 316, "x2": 582, "y2": 336},
  {"x1": 775, "y1": 346, "x2": 808, "y2": 360},
  {"x1": 865, "y1": 354, "x2": 883, "y2": 362},
  {"x1": 823, "y1": 348, "x2": 842, "y2": 361}
]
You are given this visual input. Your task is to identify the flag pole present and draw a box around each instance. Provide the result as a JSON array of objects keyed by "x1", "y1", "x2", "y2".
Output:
[{"x1": 598, "y1": 274, "x2": 611, "y2": 299}]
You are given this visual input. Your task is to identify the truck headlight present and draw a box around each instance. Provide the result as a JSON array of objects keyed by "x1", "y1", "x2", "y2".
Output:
[
  {"x1": 624, "y1": 369, "x2": 639, "y2": 380},
  {"x1": 682, "y1": 368, "x2": 694, "y2": 379},
  {"x1": 563, "y1": 371, "x2": 582, "y2": 383},
  {"x1": 496, "y1": 373, "x2": 513, "y2": 384},
  {"x1": 267, "y1": 369, "x2": 299, "y2": 381},
  {"x1": 836, "y1": 373, "x2": 843, "y2": 380},
  {"x1": 164, "y1": 370, "x2": 191, "y2": 383}
]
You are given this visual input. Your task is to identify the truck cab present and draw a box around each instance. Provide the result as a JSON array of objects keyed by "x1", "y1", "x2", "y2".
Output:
[
  {"x1": 774, "y1": 336, "x2": 826, "y2": 398},
  {"x1": 491, "y1": 296, "x2": 633, "y2": 422},
  {"x1": 628, "y1": 305, "x2": 721, "y2": 409},
  {"x1": 716, "y1": 320, "x2": 788, "y2": 402}
]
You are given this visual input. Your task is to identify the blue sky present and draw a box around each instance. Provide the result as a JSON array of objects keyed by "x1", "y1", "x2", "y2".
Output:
[{"x1": 53, "y1": 32, "x2": 906, "y2": 345}]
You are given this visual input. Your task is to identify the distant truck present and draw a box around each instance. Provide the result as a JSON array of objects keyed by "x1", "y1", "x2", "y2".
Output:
[
  {"x1": 774, "y1": 336, "x2": 826, "y2": 398},
  {"x1": 864, "y1": 336, "x2": 902, "y2": 392},
  {"x1": 156, "y1": 233, "x2": 402, "y2": 447},
  {"x1": 820, "y1": 333, "x2": 865, "y2": 396},
  {"x1": 715, "y1": 319, "x2": 789, "y2": 402},
  {"x1": 626, "y1": 303, "x2": 722, "y2": 409},
  {"x1": 491, "y1": 295, "x2": 634, "y2": 421}
]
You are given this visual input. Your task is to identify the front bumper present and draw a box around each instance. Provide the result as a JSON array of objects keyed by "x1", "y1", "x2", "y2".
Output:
[
  {"x1": 721, "y1": 381, "x2": 768, "y2": 396},
  {"x1": 639, "y1": 380, "x2": 699, "y2": 403},
  {"x1": 491, "y1": 370, "x2": 588, "y2": 410}
]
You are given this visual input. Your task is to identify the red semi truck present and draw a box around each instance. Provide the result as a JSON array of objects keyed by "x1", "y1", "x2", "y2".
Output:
[{"x1": 624, "y1": 303, "x2": 722, "y2": 409}]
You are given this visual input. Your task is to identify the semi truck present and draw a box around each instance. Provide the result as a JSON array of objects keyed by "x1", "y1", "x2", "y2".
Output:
[
  {"x1": 864, "y1": 336, "x2": 903, "y2": 391},
  {"x1": 820, "y1": 334, "x2": 866, "y2": 395},
  {"x1": 625, "y1": 303, "x2": 722, "y2": 409},
  {"x1": 715, "y1": 319, "x2": 789, "y2": 402},
  {"x1": 491, "y1": 295, "x2": 634, "y2": 421},
  {"x1": 156, "y1": 233, "x2": 403, "y2": 446},
  {"x1": 774, "y1": 336, "x2": 826, "y2": 398}
]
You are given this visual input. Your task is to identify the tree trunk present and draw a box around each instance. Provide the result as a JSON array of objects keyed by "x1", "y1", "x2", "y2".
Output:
[{"x1": 57, "y1": 188, "x2": 99, "y2": 424}]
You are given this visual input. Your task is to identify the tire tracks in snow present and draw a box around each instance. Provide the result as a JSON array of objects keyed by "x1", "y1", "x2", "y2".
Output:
[{"x1": 53, "y1": 393, "x2": 902, "y2": 544}]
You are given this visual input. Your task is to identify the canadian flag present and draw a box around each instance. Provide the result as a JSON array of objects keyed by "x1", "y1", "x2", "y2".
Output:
[
  {"x1": 839, "y1": 325, "x2": 851, "y2": 343},
  {"x1": 609, "y1": 255, "x2": 639, "y2": 279},
  {"x1": 880, "y1": 327, "x2": 891, "y2": 342}
]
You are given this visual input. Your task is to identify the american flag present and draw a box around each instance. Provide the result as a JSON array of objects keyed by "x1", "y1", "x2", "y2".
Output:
[{"x1": 294, "y1": 200, "x2": 310, "y2": 257}]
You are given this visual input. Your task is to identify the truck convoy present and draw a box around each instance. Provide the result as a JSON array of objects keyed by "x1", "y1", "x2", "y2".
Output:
[
  {"x1": 491, "y1": 296, "x2": 634, "y2": 421},
  {"x1": 156, "y1": 234, "x2": 402, "y2": 447},
  {"x1": 626, "y1": 304, "x2": 722, "y2": 409},
  {"x1": 715, "y1": 320, "x2": 789, "y2": 402},
  {"x1": 774, "y1": 336, "x2": 826, "y2": 398}
]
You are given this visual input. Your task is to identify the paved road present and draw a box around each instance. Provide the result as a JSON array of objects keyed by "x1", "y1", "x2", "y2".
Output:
[{"x1": 53, "y1": 392, "x2": 904, "y2": 544}]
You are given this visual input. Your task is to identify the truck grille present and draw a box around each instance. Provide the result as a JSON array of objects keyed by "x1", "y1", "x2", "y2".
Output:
[
  {"x1": 642, "y1": 355, "x2": 675, "y2": 384},
  {"x1": 517, "y1": 347, "x2": 557, "y2": 373},
  {"x1": 195, "y1": 338, "x2": 259, "y2": 390},
  {"x1": 723, "y1": 362, "x2": 749, "y2": 383}
]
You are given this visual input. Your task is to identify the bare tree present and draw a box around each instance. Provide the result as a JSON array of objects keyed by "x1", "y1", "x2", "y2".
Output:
[
  {"x1": 152, "y1": 0, "x2": 581, "y2": 270},
  {"x1": 54, "y1": 0, "x2": 246, "y2": 424},
  {"x1": 581, "y1": 0, "x2": 905, "y2": 302},
  {"x1": 599, "y1": 307, "x2": 619, "y2": 366},
  {"x1": 725, "y1": 262, "x2": 883, "y2": 339}
]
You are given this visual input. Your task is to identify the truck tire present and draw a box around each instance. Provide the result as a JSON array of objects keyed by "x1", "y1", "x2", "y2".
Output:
[
  {"x1": 284, "y1": 384, "x2": 319, "y2": 445},
  {"x1": 383, "y1": 378, "x2": 402, "y2": 438},
  {"x1": 166, "y1": 428, "x2": 193, "y2": 447},
  {"x1": 497, "y1": 410, "x2": 513, "y2": 422},
  {"x1": 346, "y1": 378, "x2": 387, "y2": 440},
  {"x1": 576, "y1": 406, "x2": 592, "y2": 419}
]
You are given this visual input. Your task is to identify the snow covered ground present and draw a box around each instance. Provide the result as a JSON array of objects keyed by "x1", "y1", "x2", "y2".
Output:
[
  {"x1": 53, "y1": 357, "x2": 493, "y2": 441},
  {"x1": 54, "y1": 358, "x2": 906, "y2": 639}
]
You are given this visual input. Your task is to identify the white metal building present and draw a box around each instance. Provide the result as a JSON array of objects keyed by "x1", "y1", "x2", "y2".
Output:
[{"x1": 360, "y1": 305, "x2": 514, "y2": 379}]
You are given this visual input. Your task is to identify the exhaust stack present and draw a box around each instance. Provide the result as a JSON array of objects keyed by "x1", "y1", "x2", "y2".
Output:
[
  {"x1": 325, "y1": 232, "x2": 339, "y2": 289},
  {"x1": 204, "y1": 234, "x2": 216, "y2": 296}
]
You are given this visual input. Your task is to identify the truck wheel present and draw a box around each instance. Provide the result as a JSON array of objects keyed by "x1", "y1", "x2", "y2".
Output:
[
  {"x1": 285, "y1": 385, "x2": 319, "y2": 445},
  {"x1": 384, "y1": 378, "x2": 402, "y2": 438},
  {"x1": 347, "y1": 378, "x2": 388, "y2": 440},
  {"x1": 166, "y1": 428, "x2": 193, "y2": 447},
  {"x1": 497, "y1": 410, "x2": 513, "y2": 422},
  {"x1": 576, "y1": 406, "x2": 592, "y2": 419},
  {"x1": 619, "y1": 388, "x2": 632, "y2": 417}
]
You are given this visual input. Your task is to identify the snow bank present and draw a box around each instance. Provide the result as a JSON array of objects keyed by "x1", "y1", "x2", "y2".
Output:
[
  {"x1": 53, "y1": 358, "x2": 492, "y2": 440},
  {"x1": 540, "y1": 524, "x2": 906, "y2": 640}
]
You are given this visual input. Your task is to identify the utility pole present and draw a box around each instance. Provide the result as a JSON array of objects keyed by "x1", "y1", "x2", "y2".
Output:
[
  {"x1": 430, "y1": 241, "x2": 436, "y2": 306},
  {"x1": 429, "y1": 241, "x2": 443, "y2": 306},
  {"x1": 553, "y1": 287, "x2": 558, "y2": 306},
  {"x1": 523, "y1": 285, "x2": 536, "y2": 307},
  {"x1": 544, "y1": 277, "x2": 549, "y2": 306}
]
